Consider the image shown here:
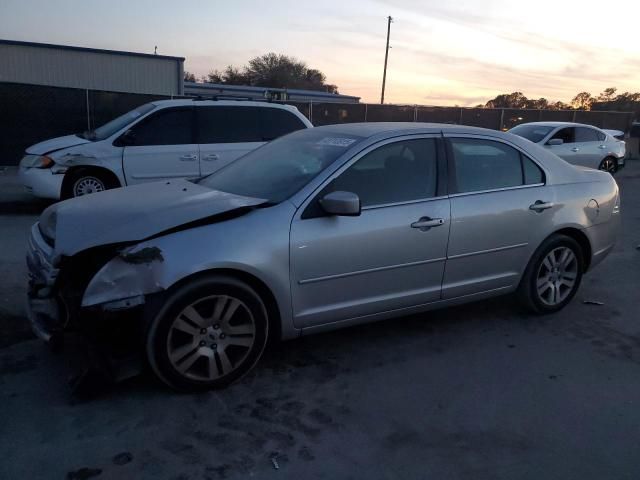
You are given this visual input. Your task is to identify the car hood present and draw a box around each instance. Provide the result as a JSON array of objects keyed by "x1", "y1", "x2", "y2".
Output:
[
  {"x1": 26, "y1": 134, "x2": 91, "y2": 155},
  {"x1": 43, "y1": 180, "x2": 266, "y2": 257}
]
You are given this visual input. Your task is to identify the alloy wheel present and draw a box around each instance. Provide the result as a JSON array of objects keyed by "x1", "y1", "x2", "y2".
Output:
[
  {"x1": 536, "y1": 247, "x2": 578, "y2": 306},
  {"x1": 166, "y1": 295, "x2": 256, "y2": 381},
  {"x1": 598, "y1": 158, "x2": 617, "y2": 174}
]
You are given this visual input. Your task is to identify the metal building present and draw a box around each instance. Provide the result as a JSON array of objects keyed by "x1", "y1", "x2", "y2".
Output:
[
  {"x1": 0, "y1": 39, "x2": 184, "y2": 96},
  {"x1": 184, "y1": 81, "x2": 360, "y2": 103}
]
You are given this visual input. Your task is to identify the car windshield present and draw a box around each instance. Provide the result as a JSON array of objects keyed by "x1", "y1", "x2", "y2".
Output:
[
  {"x1": 198, "y1": 129, "x2": 365, "y2": 203},
  {"x1": 78, "y1": 103, "x2": 157, "y2": 141},
  {"x1": 509, "y1": 124, "x2": 554, "y2": 143}
]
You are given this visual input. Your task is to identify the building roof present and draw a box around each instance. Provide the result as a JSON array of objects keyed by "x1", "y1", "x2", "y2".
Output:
[{"x1": 0, "y1": 39, "x2": 185, "y2": 61}]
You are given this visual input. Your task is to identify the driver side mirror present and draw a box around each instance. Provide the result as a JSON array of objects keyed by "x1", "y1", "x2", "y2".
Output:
[
  {"x1": 116, "y1": 129, "x2": 136, "y2": 147},
  {"x1": 320, "y1": 191, "x2": 361, "y2": 217},
  {"x1": 547, "y1": 138, "x2": 563, "y2": 146}
]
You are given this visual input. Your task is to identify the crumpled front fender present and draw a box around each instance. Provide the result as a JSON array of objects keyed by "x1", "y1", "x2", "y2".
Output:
[{"x1": 82, "y1": 245, "x2": 166, "y2": 308}]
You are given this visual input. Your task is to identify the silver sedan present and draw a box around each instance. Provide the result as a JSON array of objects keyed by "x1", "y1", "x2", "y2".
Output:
[
  {"x1": 26, "y1": 123, "x2": 621, "y2": 391},
  {"x1": 509, "y1": 122, "x2": 626, "y2": 173}
]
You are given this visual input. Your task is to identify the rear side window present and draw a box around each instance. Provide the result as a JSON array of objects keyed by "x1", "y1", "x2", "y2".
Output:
[
  {"x1": 129, "y1": 108, "x2": 193, "y2": 146},
  {"x1": 196, "y1": 106, "x2": 306, "y2": 144},
  {"x1": 550, "y1": 127, "x2": 575, "y2": 144},
  {"x1": 260, "y1": 109, "x2": 306, "y2": 140},
  {"x1": 597, "y1": 131, "x2": 606, "y2": 142},
  {"x1": 575, "y1": 127, "x2": 600, "y2": 142},
  {"x1": 197, "y1": 106, "x2": 262, "y2": 143},
  {"x1": 450, "y1": 138, "x2": 544, "y2": 193}
]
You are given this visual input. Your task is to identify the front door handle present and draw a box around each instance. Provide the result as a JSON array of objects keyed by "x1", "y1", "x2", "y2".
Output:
[
  {"x1": 203, "y1": 153, "x2": 219, "y2": 161},
  {"x1": 529, "y1": 200, "x2": 554, "y2": 212},
  {"x1": 571, "y1": 147, "x2": 580, "y2": 152},
  {"x1": 180, "y1": 154, "x2": 197, "y2": 162},
  {"x1": 411, "y1": 217, "x2": 445, "y2": 231}
]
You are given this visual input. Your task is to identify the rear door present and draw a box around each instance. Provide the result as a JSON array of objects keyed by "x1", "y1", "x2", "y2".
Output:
[
  {"x1": 442, "y1": 135, "x2": 551, "y2": 299},
  {"x1": 122, "y1": 107, "x2": 198, "y2": 184},
  {"x1": 196, "y1": 106, "x2": 265, "y2": 176},
  {"x1": 197, "y1": 106, "x2": 309, "y2": 176},
  {"x1": 290, "y1": 136, "x2": 450, "y2": 328},
  {"x1": 574, "y1": 126, "x2": 605, "y2": 169}
]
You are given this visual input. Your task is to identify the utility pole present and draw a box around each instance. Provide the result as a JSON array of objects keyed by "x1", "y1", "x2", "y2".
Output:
[{"x1": 380, "y1": 15, "x2": 393, "y2": 104}]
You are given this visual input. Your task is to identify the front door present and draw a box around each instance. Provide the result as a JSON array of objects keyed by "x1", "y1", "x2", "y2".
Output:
[
  {"x1": 546, "y1": 126, "x2": 579, "y2": 165},
  {"x1": 122, "y1": 107, "x2": 199, "y2": 184},
  {"x1": 442, "y1": 135, "x2": 553, "y2": 298},
  {"x1": 290, "y1": 136, "x2": 450, "y2": 329}
]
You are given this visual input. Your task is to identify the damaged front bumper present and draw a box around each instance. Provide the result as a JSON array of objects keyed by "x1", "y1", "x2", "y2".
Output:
[{"x1": 26, "y1": 223, "x2": 64, "y2": 343}]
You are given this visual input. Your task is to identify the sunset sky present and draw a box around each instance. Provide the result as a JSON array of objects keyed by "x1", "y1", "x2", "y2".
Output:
[{"x1": 2, "y1": 0, "x2": 639, "y2": 105}]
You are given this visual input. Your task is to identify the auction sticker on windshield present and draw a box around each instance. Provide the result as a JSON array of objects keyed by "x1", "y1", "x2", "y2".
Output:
[{"x1": 316, "y1": 137, "x2": 357, "y2": 147}]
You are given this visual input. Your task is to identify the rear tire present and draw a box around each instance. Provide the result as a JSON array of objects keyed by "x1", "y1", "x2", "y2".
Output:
[
  {"x1": 145, "y1": 275, "x2": 269, "y2": 392},
  {"x1": 518, "y1": 234, "x2": 584, "y2": 314},
  {"x1": 598, "y1": 157, "x2": 617, "y2": 175}
]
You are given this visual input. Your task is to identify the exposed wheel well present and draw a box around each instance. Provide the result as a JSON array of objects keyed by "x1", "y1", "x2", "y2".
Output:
[
  {"x1": 168, "y1": 269, "x2": 283, "y2": 344},
  {"x1": 552, "y1": 228, "x2": 592, "y2": 271},
  {"x1": 62, "y1": 166, "x2": 121, "y2": 198}
]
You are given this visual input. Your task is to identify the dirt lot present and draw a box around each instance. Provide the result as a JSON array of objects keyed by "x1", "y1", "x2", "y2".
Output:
[{"x1": 1, "y1": 163, "x2": 639, "y2": 480}]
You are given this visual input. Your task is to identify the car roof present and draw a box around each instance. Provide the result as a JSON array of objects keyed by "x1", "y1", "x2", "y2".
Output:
[
  {"x1": 150, "y1": 98, "x2": 300, "y2": 111},
  {"x1": 513, "y1": 121, "x2": 603, "y2": 129},
  {"x1": 307, "y1": 122, "x2": 504, "y2": 138}
]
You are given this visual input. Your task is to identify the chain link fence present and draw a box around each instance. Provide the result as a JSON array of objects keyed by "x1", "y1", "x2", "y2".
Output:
[{"x1": 1, "y1": 81, "x2": 636, "y2": 165}]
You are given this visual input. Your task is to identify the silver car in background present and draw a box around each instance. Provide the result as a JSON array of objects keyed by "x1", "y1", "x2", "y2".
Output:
[
  {"x1": 26, "y1": 123, "x2": 621, "y2": 391},
  {"x1": 509, "y1": 122, "x2": 626, "y2": 173}
]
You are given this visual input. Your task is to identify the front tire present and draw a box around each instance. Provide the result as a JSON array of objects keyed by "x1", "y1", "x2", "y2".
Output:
[
  {"x1": 145, "y1": 275, "x2": 269, "y2": 391},
  {"x1": 62, "y1": 168, "x2": 117, "y2": 199},
  {"x1": 518, "y1": 234, "x2": 584, "y2": 314}
]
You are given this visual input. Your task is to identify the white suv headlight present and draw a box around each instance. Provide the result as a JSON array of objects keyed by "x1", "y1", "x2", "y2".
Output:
[{"x1": 20, "y1": 155, "x2": 54, "y2": 169}]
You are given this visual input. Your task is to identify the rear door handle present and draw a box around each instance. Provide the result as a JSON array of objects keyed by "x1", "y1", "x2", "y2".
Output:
[
  {"x1": 411, "y1": 217, "x2": 445, "y2": 231},
  {"x1": 180, "y1": 154, "x2": 197, "y2": 161},
  {"x1": 598, "y1": 145, "x2": 607, "y2": 149},
  {"x1": 203, "y1": 153, "x2": 219, "y2": 161},
  {"x1": 571, "y1": 147, "x2": 580, "y2": 152},
  {"x1": 529, "y1": 201, "x2": 554, "y2": 212}
]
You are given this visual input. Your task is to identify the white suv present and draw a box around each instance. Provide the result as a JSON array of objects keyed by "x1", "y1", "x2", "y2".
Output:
[{"x1": 19, "y1": 99, "x2": 312, "y2": 199}]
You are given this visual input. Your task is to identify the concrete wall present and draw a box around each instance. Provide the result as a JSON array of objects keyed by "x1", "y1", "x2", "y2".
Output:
[{"x1": 0, "y1": 40, "x2": 184, "y2": 96}]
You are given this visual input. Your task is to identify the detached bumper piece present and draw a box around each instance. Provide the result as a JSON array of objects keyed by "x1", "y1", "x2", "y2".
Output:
[{"x1": 26, "y1": 286, "x2": 66, "y2": 346}]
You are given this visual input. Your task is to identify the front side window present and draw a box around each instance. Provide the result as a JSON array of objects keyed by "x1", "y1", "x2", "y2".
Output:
[
  {"x1": 450, "y1": 138, "x2": 543, "y2": 193},
  {"x1": 330, "y1": 139, "x2": 438, "y2": 207},
  {"x1": 129, "y1": 108, "x2": 193, "y2": 146},
  {"x1": 89, "y1": 103, "x2": 156, "y2": 141},
  {"x1": 575, "y1": 127, "x2": 601, "y2": 143},
  {"x1": 508, "y1": 124, "x2": 554, "y2": 143},
  {"x1": 550, "y1": 127, "x2": 575, "y2": 144}
]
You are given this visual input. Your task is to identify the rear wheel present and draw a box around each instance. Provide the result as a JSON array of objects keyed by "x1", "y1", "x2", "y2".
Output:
[
  {"x1": 518, "y1": 234, "x2": 584, "y2": 314},
  {"x1": 145, "y1": 275, "x2": 269, "y2": 391},
  {"x1": 598, "y1": 157, "x2": 617, "y2": 175}
]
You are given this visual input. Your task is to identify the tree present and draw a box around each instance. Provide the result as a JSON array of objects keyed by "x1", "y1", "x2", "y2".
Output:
[
  {"x1": 571, "y1": 92, "x2": 593, "y2": 110},
  {"x1": 485, "y1": 92, "x2": 528, "y2": 109},
  {"x1": 201, "y1": 53, "x2": 338, "y2": 92},
  {"x1": 183, "y1": 71, "x2": 196, "y2": 82},
  {"x1": 596, "y1": 87, "x2": 617, "y2": 102},
  {"x1": 525, "y1": 98, "x2": 549, "y2": 110}
]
